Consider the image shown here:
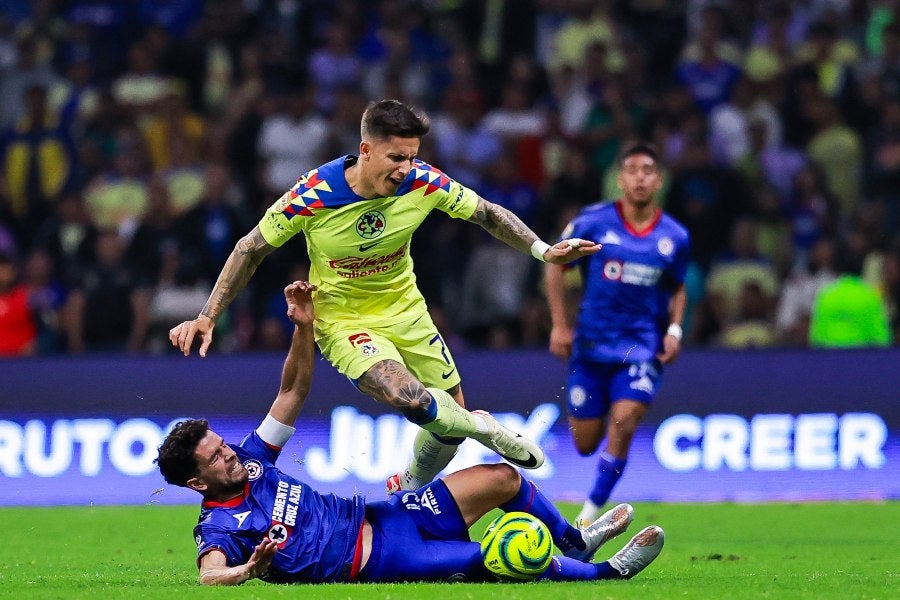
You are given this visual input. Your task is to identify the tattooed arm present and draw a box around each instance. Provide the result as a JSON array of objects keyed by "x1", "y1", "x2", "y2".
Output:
[
  {"x1": 169, "y1": 226, "x2": 276, "y2": 356},
  {"x1": 467, "y1": 197, "x2": 601, "y2": 264},
  {"x1": 467, "y1": 197, "x2": 538, "y2": 253}
]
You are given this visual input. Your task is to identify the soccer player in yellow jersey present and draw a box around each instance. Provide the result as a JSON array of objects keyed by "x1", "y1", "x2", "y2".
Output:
[{"x1": 170, "y1": 99, "x2": 600, "y2": 493}]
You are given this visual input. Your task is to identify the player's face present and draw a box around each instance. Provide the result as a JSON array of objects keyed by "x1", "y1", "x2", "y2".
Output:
[
  {"x1": 617, "y1": 154, "x2": 661, "y2": 206},
  {"x1": 191, "y1": 430, "x2": 248, "y2": 496},
  {"x1": 360, "y1": 135, "x2": 419, "y2": 197}
]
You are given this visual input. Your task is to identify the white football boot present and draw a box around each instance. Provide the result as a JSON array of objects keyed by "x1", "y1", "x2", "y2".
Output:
[
  {"x1": 564, "y1": 503, "x2": 634, "y2": 562},
  {"x1": 607, "y1": 525, "x2": 665, "y2": 579},
  {"x1": 470, "y1": 410, "x2": 544, "y2": 469}
]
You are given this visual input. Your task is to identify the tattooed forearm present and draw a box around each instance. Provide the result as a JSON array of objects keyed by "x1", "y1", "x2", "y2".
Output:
[
  {"x1": 468, "y1": 197, "x2": 539, "y2": 253},
  {"x1": 200, "y1": 227, "x2": 275, "y2": 321},
  {"x1": 358, "y1": 360, "x2": 432, "y2": 413}
]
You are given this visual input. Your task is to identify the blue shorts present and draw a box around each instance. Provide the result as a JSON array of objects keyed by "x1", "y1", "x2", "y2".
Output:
[
  {"x1": 357, "y1": 479, "x2": 489, "y2": 582},
  {"x1": 565, "y1": 358, "x2": 662, "y2": 420}
]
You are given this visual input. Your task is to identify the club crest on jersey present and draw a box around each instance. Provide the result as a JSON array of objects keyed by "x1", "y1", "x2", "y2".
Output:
[
  {"x1": 243, "y1": 459, "x2": 263, "y2": 480},
  {"x1": 348, "y1": 332, "x2": 379, "y2": 357},
  {"x1": 268, "y1": 523, "x2": 289, "y2": 546},
  {"x1": 657, "y1": 236, "x2": 674, "y2": 256},
  {"x1": 603, "y1": 260, "x2": 624, "y2": 280},
  {"x1": 357, "y1": 211, "x2": 386, "y2": 239}
]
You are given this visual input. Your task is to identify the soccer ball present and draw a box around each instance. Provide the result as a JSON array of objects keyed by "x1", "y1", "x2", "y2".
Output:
[{"x1": 480, "y1": 512, "x2": 554, "y2": 581}]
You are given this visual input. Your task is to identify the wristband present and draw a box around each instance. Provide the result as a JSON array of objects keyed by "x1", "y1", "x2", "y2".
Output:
[
  {"x1": 530, "y1": 240, "x2": 551, "y2": 261},
  {"x1": 256, "y1": 414, "x2": 296, "y2": 448},
  {"x1": 666, "y1": 323, "x2": 683, "y2": 341}
]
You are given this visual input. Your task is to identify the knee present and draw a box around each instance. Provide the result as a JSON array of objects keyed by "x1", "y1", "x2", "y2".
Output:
[
  {"x1": 575, "y1": 443, "x2": 596, "y2": 457},
  {"x1": 573, "y1": 436, "x2": 600, "y2": 456},
  {"x1": 489, "y1": 463, "x2": 521, "y2": 495},
  {"x1": 478, "y1": 463, "x2": 522, "y2": 497}
]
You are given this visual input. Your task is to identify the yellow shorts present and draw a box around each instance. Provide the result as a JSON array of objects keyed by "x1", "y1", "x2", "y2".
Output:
[{"x1": 316, "y1": 311, "x2": 462, "y2": 389}]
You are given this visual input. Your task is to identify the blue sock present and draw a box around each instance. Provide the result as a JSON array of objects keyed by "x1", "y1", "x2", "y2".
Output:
[
  {"x1": 500, "y1": 478, "x2": 585, "y2": 553},
  {"x1": 538, "y1": 556, "x2": 621, "y2": 581},
  {"x1": 405, "y1": 392, "x2": 439, "y2": 425},
  {"x1": 589, "y1": 451, "x2": 627, "y2": 506}
]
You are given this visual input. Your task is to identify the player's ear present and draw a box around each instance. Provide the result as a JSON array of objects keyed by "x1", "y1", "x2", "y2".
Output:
[
  {"x1": 187, "y1": 476, "x2": 207, "y2": 493},
  {"x1": 360, "y1": 140, "x2": 370, "y2": 160}
]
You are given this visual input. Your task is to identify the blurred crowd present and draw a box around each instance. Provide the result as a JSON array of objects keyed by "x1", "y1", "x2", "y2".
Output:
[{"x1": 0, "y1": 0, "x2": 898, "y2": 356}]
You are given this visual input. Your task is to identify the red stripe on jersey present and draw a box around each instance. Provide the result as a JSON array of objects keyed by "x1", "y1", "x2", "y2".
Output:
[
  {"x1": 202, "y1": 482, "x2": 250, "y2": 508},
  {"x1": 615, "y1": 200, "x2": 662, "y2": 237}
]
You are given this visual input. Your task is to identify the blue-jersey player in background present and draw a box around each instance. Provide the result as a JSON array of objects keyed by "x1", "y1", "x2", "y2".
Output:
[
  {"x1": 157, "y1": 281, "x2": 664, "y2": 585},
  {"x1": 545, "y1": 142, "x2": 690, "y2": 526}
]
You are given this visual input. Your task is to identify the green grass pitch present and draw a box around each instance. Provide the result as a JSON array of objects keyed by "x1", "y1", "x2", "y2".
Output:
[{"x1": 1, "y1": 501, "x2": 897, "y2": 599}]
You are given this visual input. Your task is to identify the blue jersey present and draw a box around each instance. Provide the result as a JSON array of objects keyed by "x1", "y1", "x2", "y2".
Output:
[
  {"x1": 194, "y1": 432, "x2": 367, "y2": 583},
  {"x1": 560, "y1": 201, "x2": 690, "y2": 363}
]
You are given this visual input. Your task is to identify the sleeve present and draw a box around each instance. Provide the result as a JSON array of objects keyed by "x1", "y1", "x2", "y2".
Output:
[
  {"x1": 195, "y1": 523, "x2": 250, "y2": 568},
  {"x1": 669, "y1": 232, "x2": 691, "y2": 286},
  {"x1": 239, "y1": 430, "x2": 282, "y2": 464},
  {"x1": 258, "y1": 186, "x2": 307, "y2": 248},
  {"x1": 433, "y1": 175, "x2": 479, "y2": 220}
]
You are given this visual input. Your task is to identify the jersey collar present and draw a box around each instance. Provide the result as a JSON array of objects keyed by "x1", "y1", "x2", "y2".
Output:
[
  {"x1": 201, "y1": 482, "x2": 250, "y2": 508},
  {"x1": 615, "y1": 200, "x2": 661, "y2": 237}
]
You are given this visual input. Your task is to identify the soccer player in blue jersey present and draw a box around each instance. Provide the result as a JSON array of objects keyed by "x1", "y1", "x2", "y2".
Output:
[
  {"x1": 170, "y1": 99, "x2": 600, "y2": 495},
  {"x1": 545, "y1": 142, "x2": 690, "y2": 525},
  {"x1": 158, "y1": 281, "x2": 664, "y2": 585}
]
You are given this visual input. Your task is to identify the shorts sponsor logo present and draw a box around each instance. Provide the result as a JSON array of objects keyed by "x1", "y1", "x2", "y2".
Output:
[
  {"x1": 569, "y1": 386, "x2": 587, "y2": 408},
  {"x1": 348, "y1": 333, "x2": 379, "y2": 357},
  {"x1": 420, "y1": 486, "x2": 442, "y2": 515},
  {"x1": 243, "y1": 459, "x2": 262, "y2": 480},
  {"x1": 630, "y1": 375, "x2": 654, "y2": 394},
  {"x1": 195, "y1": 534, "x2": 202, "y2": 548},
  {"x1": 356, "y1": 211, "x2": 386, "y2": 239},
  {"x1": 348, "y1": 333, "x2": 372, "y2": 347}
]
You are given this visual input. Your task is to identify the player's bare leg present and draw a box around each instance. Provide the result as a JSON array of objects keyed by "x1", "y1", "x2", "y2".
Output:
[
  {"x1": 359, "y1": 360, "x2": 544, "y2": 481},
  {"x1": 387, "y1": 385, "x2": 466, "y2": 493},
  {"x1": 576, "y1": 400, "x2": 647, "y2": 524}
]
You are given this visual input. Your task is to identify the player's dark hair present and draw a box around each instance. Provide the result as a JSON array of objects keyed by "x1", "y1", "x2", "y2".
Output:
[
  {"x1": 361, "y1": 99, "x2": 430, "y2": 140},
  {"x1": 618, "y1": 141, "x2": 661, "y2": 166},
  {"x1": 155, "y1": 419, "x2": 209, "y2": 487}
]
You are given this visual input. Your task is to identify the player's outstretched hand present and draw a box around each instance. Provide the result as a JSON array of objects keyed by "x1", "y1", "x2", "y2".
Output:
[
  {"x1": 544, "y1": 238, "x2": 602, "y2": 264},
  {"x1": 244, "y1": 537, "x2": 277, "y2": 581},
  {"x1": 169, "y1": 315, "x2": 215, "y2": 357},
  {"x1": 285, "y1": 280, "x2": 316, "y2": 326}
]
